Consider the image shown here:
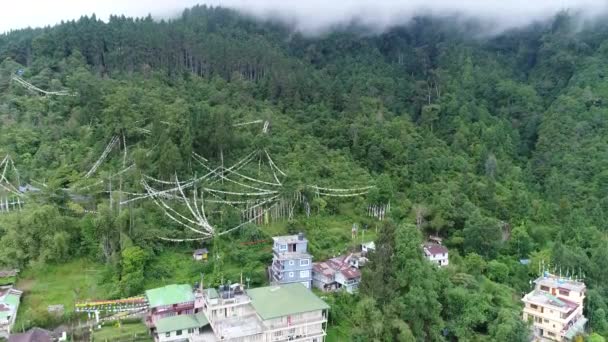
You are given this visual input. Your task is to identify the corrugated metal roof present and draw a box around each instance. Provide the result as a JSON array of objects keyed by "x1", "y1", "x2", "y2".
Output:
[
  {"x1": 155, "y1": 312, "x2": 209, "y2": 333},
  {"x1": 145, "y1": 284, "x2": 194, "y2": 308},
  {"x1": 247, "y1": 283, "x2": 328, "y2": 320}
]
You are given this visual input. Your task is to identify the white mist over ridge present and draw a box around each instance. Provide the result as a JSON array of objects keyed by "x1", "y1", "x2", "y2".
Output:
[
  {"x1": 209, "y1": 0, "x2": 608, "y2": 34},
  {"x1": 1, "y1": 0, "x2": 607, "y2": 34}
]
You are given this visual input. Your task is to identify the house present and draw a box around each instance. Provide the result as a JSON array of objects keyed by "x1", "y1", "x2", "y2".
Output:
[
  {"x1": 193, "y1": 248, "x2": 209, "y2": 262},
  {"x1": 522, "y1": 273, "x2": 587, "y2": 341},
  {"x1": 145, "y1": 284, "x2": 196, "y2": 330},
  {"x1": 361, "y1": 241, "x2": 376, "y2": 254},
  {"x1": 0, "y1": 286, "x2": 22, "y2": 339},
  {"x1": 146, "y1": 281, "x2": 329, "y2": 342},
  {"x1": 269, "y1": 233, "x2": 313, "y2": 288},
  {"x1": 423, "y1": 243, "x2": 449, "y2": 267},
  {"x1": 198, "y1": 282, "x2": 329, "y2": 342},
  {"x1": 8, "y1": 327, "x2": 53, "y2": 342},
  {"x1": 154, "y1": 312, "x2": 213, "y2": 342},
  {"x1": 312, "y1": 254, "x2": 362, "y2": 294}
]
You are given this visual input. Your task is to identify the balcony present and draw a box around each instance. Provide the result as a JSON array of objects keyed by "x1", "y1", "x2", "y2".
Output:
[{"x1": 265, "y1": 315, "x2": 327, "y2": 331}]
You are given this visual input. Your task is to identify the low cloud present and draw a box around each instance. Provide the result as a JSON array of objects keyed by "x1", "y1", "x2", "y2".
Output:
[
  {"x1": 208, "y1": 0, "x2": 608, "y2": 34},
  {"x1": 2, "y1": 0, "x2": 607, "y2": 35}
]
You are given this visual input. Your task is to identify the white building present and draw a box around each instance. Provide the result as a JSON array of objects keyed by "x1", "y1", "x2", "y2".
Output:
[
  {"x1": 423, "y1": 243, "x2": 449, "y2": 267},
  {"x1": 198, "y1": 282, "x2": 329, "y2": 342},
  {"x1": 522, "y1": 273, "x2": 587, "y2": 341}
]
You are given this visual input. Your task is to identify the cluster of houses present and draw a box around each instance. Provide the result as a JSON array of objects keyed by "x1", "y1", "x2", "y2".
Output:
[
  {"x1": 266, "y1": 233, "x2": 449, "y2": 295},
  {"x1": 145, "y1": 281, "x2": 329, "y2": 342}
]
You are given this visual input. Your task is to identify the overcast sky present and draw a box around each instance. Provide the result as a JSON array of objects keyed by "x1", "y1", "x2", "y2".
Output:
[{"x1": 1, "y1": 0, "x2": 607, "y2": 34}]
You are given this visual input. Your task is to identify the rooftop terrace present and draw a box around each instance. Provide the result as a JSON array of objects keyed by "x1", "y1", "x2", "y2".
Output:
[{"x1": 535, "y1": 274, "x2": 586, "y2": 292}]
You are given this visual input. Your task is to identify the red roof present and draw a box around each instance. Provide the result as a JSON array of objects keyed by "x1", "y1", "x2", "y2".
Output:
[
  {"x1": 424, "y1": 243, "x2": 448, "y2": 256},
  {"x1": 313, "y1": 254, "x2": 361, "y2": 280}
]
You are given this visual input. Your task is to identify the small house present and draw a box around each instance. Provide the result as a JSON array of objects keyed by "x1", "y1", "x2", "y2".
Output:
[
  {"x1": 423, "y1": 243, "x2": 449, "y2": 267},
  {"x1": 145, "y1": 284, "x2": 196, "y2": 329},
  {"x1": 193, "y1": 248, "x2": 209, "y2": 262},
  {"x1": 154, "y1": 312, "x2": 211, "y2": 342}
]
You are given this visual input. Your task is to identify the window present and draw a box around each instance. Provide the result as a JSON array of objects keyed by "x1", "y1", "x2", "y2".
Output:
[
  {"x1": 300, "y1": 270, "x2": 309, "y2": 278},
  {"x1": 176, "y1": 330, "x2": 182, "y2": 336},
  {"x1": 289, "y1": 260, "x2": 295, "y2": 266},
  {"x1": 548, "y1": 332, "x2": 555, "y2": 337},
  {"x1": 559, "y1": 289, "x2": 570, "y2": 296},
  {"x1": 300, "y1": 259, "x2": 310, "y2": 266},
  {"x1": 544, "y1": 319, "x2": 549, "y2": 323},
  {"x1": 274, "y1": 331, "x2": 282, "y2": 337},
  {"x1": 540, "y1": 285, "x2": 550, "y2": 292},
  {"x1": 188, "y1": 328, "x2": 194, "y2": 334},
  {"x1": 289, "y1": 272, "x2": 294, "y2": 278},
  {"x1": 165, "y1": 332, "x2": 171, "y2": 337},
  {"x1": 279, "y1": 244, "x2": 287, "y2": 251},
  {"x1": 530, "y1": 304, "x2": 538, "y2": 309}
]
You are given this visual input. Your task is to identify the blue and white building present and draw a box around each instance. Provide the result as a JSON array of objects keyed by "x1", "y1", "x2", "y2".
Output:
[{"x1": 270, "y1": 233, "x2": 313, "y2": 288}]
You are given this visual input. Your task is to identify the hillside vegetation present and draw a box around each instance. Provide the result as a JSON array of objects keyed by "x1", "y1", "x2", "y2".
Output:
[{"x1": 1, "y1": 6, "x2": 608, "y2": 341}]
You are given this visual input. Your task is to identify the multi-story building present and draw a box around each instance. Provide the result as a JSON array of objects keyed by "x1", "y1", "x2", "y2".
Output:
[
  {"x1": 199, "y1": 282, "x2": 329, "y2": 342},
  {"x1": 270, "y1": 233, "x2": 313, "y2": 288},
  {"x1": 0, "y1": 285, "x2": 22, "y2": 339},
  {"x1": 423, "y1": 243, "x2": 449, "y2": 267},
  {"x1": 522, "y1": 273, "x2": 587, "y2": 341},
  {"x1": 146, "y1": 281, "x2": 329, "y2": 342}
]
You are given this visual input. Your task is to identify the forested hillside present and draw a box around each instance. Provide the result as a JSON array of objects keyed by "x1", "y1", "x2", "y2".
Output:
[{"x1": 1, "y1": 5, "x2": 608, "y2": 341}]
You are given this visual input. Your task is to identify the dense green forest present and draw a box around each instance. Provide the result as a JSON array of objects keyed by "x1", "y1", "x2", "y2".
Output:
[{"x1": 1, "y1": 5, "x2": 608, "y2": 341}]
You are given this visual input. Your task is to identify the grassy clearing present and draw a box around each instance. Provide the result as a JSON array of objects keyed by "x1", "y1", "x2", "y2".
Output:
[
  {"x1": 92, "y1": 322, "x2": 151, "y2": 342},
  {"x1": 14, "y1": 259, "x2": 106, "y2": 328}
]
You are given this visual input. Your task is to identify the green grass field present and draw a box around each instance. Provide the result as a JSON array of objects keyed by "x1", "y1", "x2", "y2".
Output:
[
  {"x1": 14, "y1": 259, "x2": 106, "y2": 329},
  {"x1": 92, "y1": 322, "x2": 151, "y2": 342}
]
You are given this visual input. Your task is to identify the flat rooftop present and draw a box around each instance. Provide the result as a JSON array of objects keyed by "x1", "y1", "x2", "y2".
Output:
[
  {"x1": 273, "y1": 234, "x2": 307, "y2": 244},
  {"x1": 534, "y1": 274, "x2": 586, "y2": 292},
  {"x1": 273, "y1": 251, "x2": 312, "y2": 260},
  {"x1": 525, "y1": 290, "x2": 579, "y2": 313},
  {"x1": 214, "y1": 314, "x2": 263, "y2": 339}
]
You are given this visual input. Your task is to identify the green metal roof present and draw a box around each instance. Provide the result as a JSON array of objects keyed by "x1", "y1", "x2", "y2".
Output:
[
  {"x1": 145, "y1": 284, "x2": 194, "y2": 308},
  {"x1": 247, "y1": 283, "x2": 329, "y2": 320},
  {"x1": 155, "y1": 312, "x2": 209, "y2": 334},
  {"x1": 0, "y1": 292, "x2": 20, "y2": 320},
  {"x1": 4, "y1": 293, "x2": 20, "y2": 307},
  {"x1": 206, "y1": 288, "x2": 219, "y2": 299}
]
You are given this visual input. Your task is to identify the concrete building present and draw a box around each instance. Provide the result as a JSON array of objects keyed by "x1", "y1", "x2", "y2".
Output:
[
  {"x1": 312, "y1": 254, "x2": 362, "y2": 294},
  {"x1": 146, "y1": 281, "x2": 329, "y2": 342},
  {"x1": 423, "y1": 243, "x2": 449, "y2": 267},
  {"x1": 270, "y1": 233, "x2": 313, "y2": 288},
  {"x1": 522, "y1": 273, "x2": 587, "y2": 341},
  {"x1": 199, "y1": 282, "x2": 329, "y2": 342},
  {"x1": 0, "y1": 285, "x2": 22, "y2": 339}
]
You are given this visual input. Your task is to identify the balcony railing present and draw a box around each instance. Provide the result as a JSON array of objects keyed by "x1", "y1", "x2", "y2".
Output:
[{"x1": 265, "y1": 316, "x2": 327, "y2": 331}]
